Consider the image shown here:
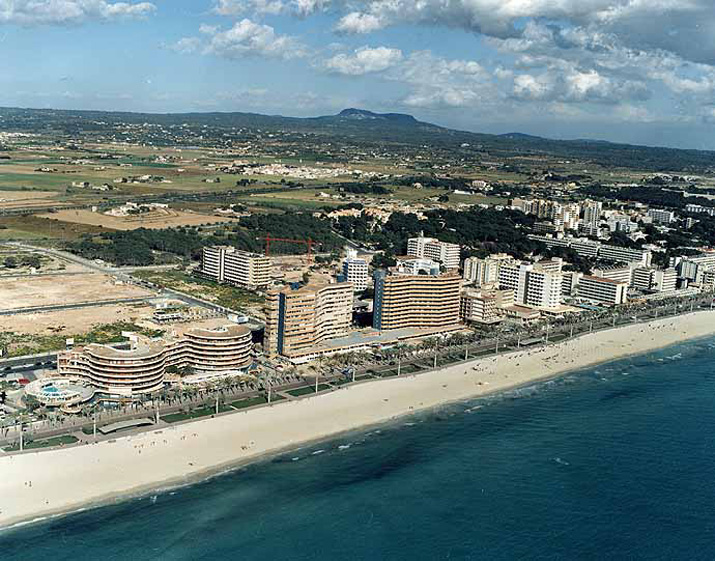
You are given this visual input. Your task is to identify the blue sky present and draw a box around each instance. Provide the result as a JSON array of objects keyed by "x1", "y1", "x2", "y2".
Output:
[{"x1": 2, "y1": 0, "x2": 715, "y2": 150}]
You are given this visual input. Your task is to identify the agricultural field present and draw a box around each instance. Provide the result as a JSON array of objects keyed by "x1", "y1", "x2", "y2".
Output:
[
  {"x1": 40, "y1": 208, "x2": 237, "y2": 231},
  {"x1": 0, "y1": 215, "x2": 111, "y2": 242}
]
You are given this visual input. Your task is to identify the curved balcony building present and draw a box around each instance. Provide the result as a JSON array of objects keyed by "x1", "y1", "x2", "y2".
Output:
[{"x1": 57, "y1": 325, "x2": 254, "y2": 397}]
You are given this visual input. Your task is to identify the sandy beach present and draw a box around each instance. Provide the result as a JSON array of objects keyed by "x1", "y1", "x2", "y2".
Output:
[{"x1": 2, "y1": 310, "x2": 715, "y2": 529}]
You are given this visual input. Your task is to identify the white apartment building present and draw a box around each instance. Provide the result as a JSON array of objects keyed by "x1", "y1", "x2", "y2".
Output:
[
  {"x1": 647, "y1": 208, "x2": 676, "y2": 224},
  {"x1": 342, "y1": 253, "x2": 369, "y2": 292},
  {"x1": 592, "y1": 263, "x2": 634, "y2": 286},
  {"x1": 499, "y1": 261, "x2": 563, "y2": 310},
  {"x1": 460, "y1": 288, "x2": 514, "y2": 324},
  {"x1": 530, "y1": 235, "x2": 652, "y2": 266},
  {"x1": 578, "y1": 276, "x2": 628, "y2": 305},
  {"x1": 633, "y1": 267, "x2": 678, "y2": 292},
  {"x1": 407, "y1": 236, "x2": 461, "y2": 270},
  {"x1": 200, "y1": 246, "x2": 271, "y2": 290},
  {"x1": 598, "y1": 244, "x2": 652, "y2": 267},
  {"x1": 582, "y1": 200, "x2": 603, "y2": 228},
  {"x1": 462, "y1": 253, "x2": 515, "y2": 286},
  {"x1": 672, "y1": 252, "x2": 715, "y2": 282}
]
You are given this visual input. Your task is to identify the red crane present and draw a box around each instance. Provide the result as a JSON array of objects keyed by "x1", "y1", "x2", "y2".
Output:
[{"x1": 259, "y1": 236, "x2": 315, "y2": 264}]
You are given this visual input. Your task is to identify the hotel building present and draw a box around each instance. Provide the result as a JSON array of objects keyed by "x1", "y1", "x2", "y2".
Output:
[
  {"x1": 57, "y1": 325, "x2": 253, "y2": 397},
  {"x1": 342, "y1": 249, "x2": 369, "y2": 292},
  {"x1": 373, "y1": 261, "x2": 462, "y2": 331},
  {"x1": 200, "y1": 246, "x2": 271, "y2": 290},
  {"x1": 264, "y1": 282, "x2": 354, "y2": 358},
  {"x1": 460, "y1": 288, "x2": 514, "y2": 324},
  {"x1": 407, "y1": 235, "x2": 461, "y2": 270},
  {"x1": 577, "y1": 276, "x2": 628, "y2": 305},
  {"x1": 498, "y1": 259, "x2": 564, "y2": 310},
  {"x1": 463, "y1": 253, "x2": 516, "y2": 287},
  {"x1": 529, "y1": 235, "x2": 653, "y2": 267}
]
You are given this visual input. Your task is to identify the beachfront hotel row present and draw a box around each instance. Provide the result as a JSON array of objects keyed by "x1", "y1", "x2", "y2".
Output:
[{"x1": 42, "y1": 236, "x2": 714, "y2": 399}]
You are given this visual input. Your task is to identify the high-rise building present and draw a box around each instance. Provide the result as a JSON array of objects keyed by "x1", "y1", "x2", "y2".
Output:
[
  {"x1": 582, "y1": 200, "x2": 603, "y2": 228},
  {"x1": 632, "y1": 267, "x2": 677, "y2": 292},
  {"x1": 462, "y1": 254, "x2": 515, "y2": 286},
  {"x1": 200, "y1": 246, "x2": 271, "y2": 290},
  {"x1": 57, "y1": 325, "x2": 254, "y2": 397},
  {"x1": 407, "y1": 235, "x2": 461, "y2": 270},
  {"x1": 342, "y1": 249, "x2": 369, "y2": 292},
  {"x1": 373, "y1": 267, "x2": 462, "y2": 331},
  {"x1": 498, "y1": 260, "x2": 563, "y2": 310},
  {"x1": 647, "y1": 208, "x2": 677, "y2": 224},
  {"x1": 264, "y1": 282, "x2": 353, "y2": 358}
]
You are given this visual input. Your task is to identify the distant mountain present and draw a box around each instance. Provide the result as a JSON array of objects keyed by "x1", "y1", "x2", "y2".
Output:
[
  {"x1": 333, "y1": 108, "x2": 420, "y2": 125},
  {"x1": 499, "y1": 132, "x2": 545, "y2": 141},
  {"x1": 1, "y1": 106, "x2": 714, "y2": 172}
]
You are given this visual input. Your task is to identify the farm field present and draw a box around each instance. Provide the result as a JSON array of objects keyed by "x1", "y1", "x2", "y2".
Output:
[
  {"x1": 39, "y1": 208, "x2": 237, "y2": 230},
  {"x1": 0, "y1": 215, "x2": 110, "y2": 242}
]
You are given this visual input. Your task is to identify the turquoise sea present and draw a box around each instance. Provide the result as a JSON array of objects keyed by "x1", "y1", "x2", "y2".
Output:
[{"x1": 3, "y1": 336, "x2": 715, "y2": 560}]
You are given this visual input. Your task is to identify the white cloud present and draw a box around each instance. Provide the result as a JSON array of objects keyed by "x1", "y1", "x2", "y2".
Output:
[
  {"x1": 292, "y1": 0, "x2": 330, "y2": 16},
  {"x1": 170, "y1": 37, "x2": 202, "y2": 54},
  {"x1": 199, "y1": 18, "x2": 307, "y2": 60},
  {"x1": 212, "y1": 0, "x2": 330, "y2": 16},
  {"x1": 325, "y1": 46, "x2": 402, "y2": 75},
  {"x1": 0, "y1": 0, "x2": 156, "y2": 25},
  {"x1": 335, "y1": 12, "x2": 384, "y2": 34},
  {"x1": 213, "y1": 0, "x2": 286, "y2": 16},
  {"x1": 394, "y1": 51, "x2": 492, "y2": 108}
]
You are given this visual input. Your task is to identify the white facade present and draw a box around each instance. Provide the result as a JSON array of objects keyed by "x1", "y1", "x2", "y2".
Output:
[
  {"x1": 342, "y1": 257, "x2": 369, "y2": 292},
  {"x1": 578, "y1": 276, "x2": 628, "y2": 305},
  {"x1": 463, "y1": 254, "x2": 514, "y2": 286},
  {"x1": 407, "y1": 236, "x2": 461, "y2": 270},
  {"x1": 200, "y1": 246, "x2": 271, "y2": 290},
  {"x1": 582, "y1": 200, "x2": 603, "y2": 228},
  {"x1": 647, "y1": 208, "x2": 676, "y2": 224},
  {"x1": 633, "y1": 267, "x2": 677, "y2": 292},
  {"x1": 499, "y1": 261, "x2": 563, "y2": 309}
]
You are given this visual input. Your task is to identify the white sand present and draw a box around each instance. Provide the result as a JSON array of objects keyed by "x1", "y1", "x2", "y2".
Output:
[{"x1": 2, "y1": 311, "x2": 715, "y2": 528}]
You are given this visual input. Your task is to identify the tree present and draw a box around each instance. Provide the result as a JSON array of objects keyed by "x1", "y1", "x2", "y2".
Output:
[{"x1": 3, "y1": 256, "x2": 17, "y2": 269}]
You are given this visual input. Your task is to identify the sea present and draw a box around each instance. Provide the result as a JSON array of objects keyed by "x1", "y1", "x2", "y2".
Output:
[{"x1": 3, "y1": 336, "x2": 715, "y2": 561}]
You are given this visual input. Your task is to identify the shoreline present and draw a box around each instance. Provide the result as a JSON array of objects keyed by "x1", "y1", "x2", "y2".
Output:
[{"x1": 2, "y1": 310, "x2": 715, "y2": 530}]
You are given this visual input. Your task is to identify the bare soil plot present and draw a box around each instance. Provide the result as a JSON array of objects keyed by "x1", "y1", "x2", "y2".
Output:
[
  {"x1": 40, "y1": 208, "x2": 237, "y2": 230},
  {"x1": 0, "y1": 273, "x2": 154, "y2": 311},
  {"x1": 0, "y1": 190, "x2": 63, "y2": 210},
  {"x1": 0, "y1": 303, "x2": 154, "y2": 336}
]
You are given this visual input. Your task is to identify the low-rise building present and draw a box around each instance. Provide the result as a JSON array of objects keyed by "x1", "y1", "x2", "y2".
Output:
[{"x1": 460, "y1": 288, "x2": 514, "y2": 324}]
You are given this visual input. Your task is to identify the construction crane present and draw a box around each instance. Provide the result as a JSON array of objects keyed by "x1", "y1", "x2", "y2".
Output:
[{"x1": 259, "y1": 236, "x2": 316, "y2": 264}]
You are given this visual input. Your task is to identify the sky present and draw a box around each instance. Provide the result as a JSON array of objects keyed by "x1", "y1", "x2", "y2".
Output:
[{"x1": 2, "y1": 0, "x2": 715, "y2": 150}]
